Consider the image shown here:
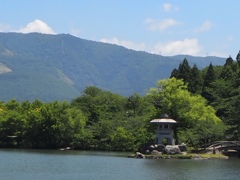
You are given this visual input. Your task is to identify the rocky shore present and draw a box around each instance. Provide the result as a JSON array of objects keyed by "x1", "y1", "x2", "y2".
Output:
[
  {"x1": 128, "y1": 152, "x2": 229, "y2": 160},
  {"x1": 128, "y1": 144, "x2": 229, "y2": 160}
]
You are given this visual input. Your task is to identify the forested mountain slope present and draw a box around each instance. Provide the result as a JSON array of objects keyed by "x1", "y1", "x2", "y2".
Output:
[{"x1": 0, "y1": 32, "x2": 226, "y2": 101}]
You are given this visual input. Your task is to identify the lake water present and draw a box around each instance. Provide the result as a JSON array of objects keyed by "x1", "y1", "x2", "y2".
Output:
[{"x1": 0, "y1": 149, "x2": 240, "y2": 180}]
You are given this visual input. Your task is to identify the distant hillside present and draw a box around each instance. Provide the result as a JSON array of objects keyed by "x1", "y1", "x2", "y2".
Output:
[{"x1": 0, "y1": 32, "x2": 226, "y2": 102}]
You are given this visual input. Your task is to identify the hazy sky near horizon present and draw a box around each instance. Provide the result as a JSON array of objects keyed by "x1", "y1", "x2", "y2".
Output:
[{"x1": 0, "y1": 0, "x2": 239, "y2": 58}]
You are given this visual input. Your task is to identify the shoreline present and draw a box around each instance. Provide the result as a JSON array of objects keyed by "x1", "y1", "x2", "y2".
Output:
[{"x1": 128, "y1": 153, "x2": 229, "y2": 160}]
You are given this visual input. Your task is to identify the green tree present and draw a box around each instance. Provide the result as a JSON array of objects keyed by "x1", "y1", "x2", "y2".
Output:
[
  {"x1": 71, "y1": 86, "x2": 129, "y2": 150},
  {"x1": 225, "y1": 93, "x2": 240, "y2": 140},
  {"x1": 188, "y1": 64, "x2": 203, "y2": 94},
  {"x1": 0, "y1": 110, "x2": 26, "y2": 148},
  {"x1": 58, "y1": 106, "x2": 89, "y2": 149},
  {"x1": 71, "y1": 86, "x2": 105, "y2": 125},
  {"x1": 170, "y1": 59, "x2": 203, "y2": 94},
  {"x1": 201, "y1": 63, "x2": 216, "y2": 103},
  {"x1": 236, "y1": 50, "x2": 240, "y2": 62},
  {"x1": 5, "y1": 99, "x2": 21, "y2": 111},
  {"x1": 24, "y1": 101, "x2": 64, "y2": 148},
  {"x1": 220, "y1": 56, "x2": 237, "y2": 80},
  {"x1": 126, "y1": 93, "x2": 144, "y2": 117},
  {"x1": 177, "y1": 58, "x2": 192, "y2": 83},
  {"x1": 170, "y1": 68, "x2": 179, "y2": 78},
  {"x1": 111, "y1": 127, "x2": 135, "y2": 151},
  {"x1": 202, "y1": 63, "x2": 216, "y2": 87},
  {"x1": 147, "y1": 77, "x2": 225, "y2": 148}
]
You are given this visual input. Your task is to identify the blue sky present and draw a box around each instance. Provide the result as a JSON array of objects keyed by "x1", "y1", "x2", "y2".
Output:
[{"x1": 0, "y1": 0, "x2": 239, "y2": 58}]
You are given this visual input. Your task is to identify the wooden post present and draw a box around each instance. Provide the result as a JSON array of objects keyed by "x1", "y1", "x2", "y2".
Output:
[{"x1": 213, "y1": 144, "x2": 216, "y2": 154}]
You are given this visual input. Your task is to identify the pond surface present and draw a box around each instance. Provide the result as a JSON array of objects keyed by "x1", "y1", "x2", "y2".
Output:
[{"x1": 0, "y1": 149, "x2": 240, "y2": 180}]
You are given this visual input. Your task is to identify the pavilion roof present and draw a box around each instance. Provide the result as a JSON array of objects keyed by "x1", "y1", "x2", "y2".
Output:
[{"x1": 150, "y1": 118, "x2": 177, "y2": 124}]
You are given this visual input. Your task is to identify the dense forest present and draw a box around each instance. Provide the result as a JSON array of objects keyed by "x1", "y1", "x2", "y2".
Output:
[
  {"x1": 171, "y1": 51, "x2": 240, "y2": 142},
  {"x1": 1, "y1": 53, "x2": 240, "y2": 151}
]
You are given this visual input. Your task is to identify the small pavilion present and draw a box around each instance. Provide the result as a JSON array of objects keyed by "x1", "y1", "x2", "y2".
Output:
[{"x1": 150, "y1": 113, "x2": 177, "y2": 145}]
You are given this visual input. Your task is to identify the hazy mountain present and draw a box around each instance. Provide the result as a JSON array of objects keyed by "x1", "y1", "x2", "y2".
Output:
[{"x1": 0, "y1": 32, "x2": 226, "y2": 102}]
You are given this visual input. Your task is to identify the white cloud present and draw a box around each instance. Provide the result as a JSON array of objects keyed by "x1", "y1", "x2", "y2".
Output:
[
  {"x1": 69, "y1": 23, "x2": 83, "y2": 37},
  {"x1": 163, "y1": 3, "x2": 172, "y2": 11},
  {"x1": 162, "y1": 3, "x2": 179, "y2": 12},
  {"x1": 17, "y1": 19, "x2": 55, "y2": 34},
  {"x1": 207, "y1": 51, "x2": 228, "y2": 57},
  {"x1": 152, "y1": 38, "x2": 202, "y2": 56},
  {"x1": 194, "y1": 21, "x2": 213, "y2": 33},
  {"x1": 144, "y1": 18, "x2": 181, "y2": 32},
  {"x1": 70, "y1": 28, "x2": 81, "y2": 37},
  {"x1": 100, "y1": 37, "x2": 205, "y2": 56},
  {"x1": 100, "y1": 37, "x2": 146, "y2": 51}
]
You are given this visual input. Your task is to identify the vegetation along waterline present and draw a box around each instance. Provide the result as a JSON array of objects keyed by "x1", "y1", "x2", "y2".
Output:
[{"x1": 0, "y1": 52, "x2": 240, "y2": 156}]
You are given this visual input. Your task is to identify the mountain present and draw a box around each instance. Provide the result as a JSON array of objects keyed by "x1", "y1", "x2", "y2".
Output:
[{"x1": 0, "y1": 32, "x2": 226, "y2": 102}]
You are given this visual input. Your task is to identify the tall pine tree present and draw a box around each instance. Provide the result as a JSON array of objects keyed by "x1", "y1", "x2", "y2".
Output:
[
  {"x1": 188, "y1": 64, "x2": 203, "y2": 94},
  {"x1": 177, "y1": 58, "x2": 192, "y2": 83},
  {"x1": 201, "y1": 63, "x2": 216, "y2": 103}
]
